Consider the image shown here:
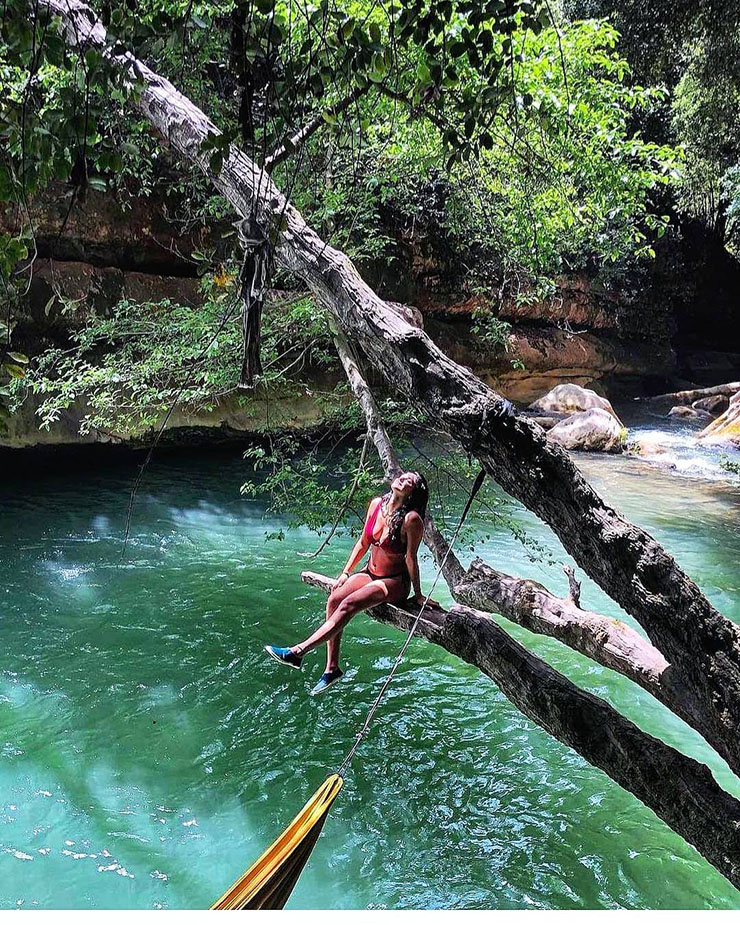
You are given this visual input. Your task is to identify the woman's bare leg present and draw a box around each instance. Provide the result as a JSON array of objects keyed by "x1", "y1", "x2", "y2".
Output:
[
  {"x1": 293, "y1": 581, "x2": 389, "y2": 655},
  {"x1": 321, "y1": 573, "x2": 371, "y2": 671},
  {"x1": 326, "y1": 629, "x2": 343, "y2": 673},
  {"x1": 323, "y1": 575, "x2": 408, "y2": 670}
]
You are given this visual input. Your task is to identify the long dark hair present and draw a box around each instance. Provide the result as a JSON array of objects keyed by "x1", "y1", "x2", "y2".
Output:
[{"x1": 382, "y1": 471, "x2": 429, "y2": 544}]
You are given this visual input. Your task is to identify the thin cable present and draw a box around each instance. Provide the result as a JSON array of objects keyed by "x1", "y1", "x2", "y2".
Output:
[{"x1": 338, "y1": 469, "x2": 486, "y2": 775}]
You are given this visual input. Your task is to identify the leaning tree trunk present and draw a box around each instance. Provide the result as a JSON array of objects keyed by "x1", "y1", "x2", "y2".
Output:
[
  {"x1": 39, "y1": 0, "x2": 740, "y2": 774},
  {"x1": 302, "y1": 569, "x2": 740, "y2": 891},
  {"x1": 331, "y1": 327, "x2": 740, "y2": 891}
]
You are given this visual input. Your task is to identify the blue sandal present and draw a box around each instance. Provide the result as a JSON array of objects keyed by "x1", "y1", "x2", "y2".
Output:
[
  {"x1": 264, "y1": 645, "x2": 303, "y2": 670},
  {"x1": 310, "y1": 669, "x2": 344, "y2": 696}
]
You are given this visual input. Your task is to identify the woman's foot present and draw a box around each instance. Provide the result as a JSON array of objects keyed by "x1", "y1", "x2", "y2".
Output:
[
  {"x1": 264, "y1": 645, "x2": 303, "y2": 669},
  {"x1": 310, "y1": 668, "x2": 344, "y2": 696}
]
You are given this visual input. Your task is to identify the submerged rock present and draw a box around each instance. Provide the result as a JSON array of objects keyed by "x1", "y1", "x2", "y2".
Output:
[
  {"x1": 626, "y1": 435, "x2": 669, "y2": 457},
  {"x1": 546, "y1": 408, "x2": 625, "y2": 453},
  {"x1": 529, "y1": 383, "x2": 619, "y2": 420},
  {"x1": 669, "y1": 405, "x2": 712, "y2": 420}
]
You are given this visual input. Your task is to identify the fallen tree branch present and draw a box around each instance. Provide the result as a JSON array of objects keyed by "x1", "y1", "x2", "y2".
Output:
[
  {"x1": 453, "y1": 558, "x2": 672, "y2": 701},
  {"x1": 638, "y1": 383, "x2": 740, "y2": 404},
  {"x1": 39, "y1": 0, "x2": 740, "y2": 775},
  {"x1": 264, "y1": 85, "x2": 370, "y2": 171},
  {"x1": 302, "y1": 568, "x2": 740, "y2": 892}
]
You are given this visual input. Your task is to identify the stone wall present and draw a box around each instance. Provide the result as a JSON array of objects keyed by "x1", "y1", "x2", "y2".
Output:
[{"x1": 0, "y1": 184, "x2": 693, "y2": 449}]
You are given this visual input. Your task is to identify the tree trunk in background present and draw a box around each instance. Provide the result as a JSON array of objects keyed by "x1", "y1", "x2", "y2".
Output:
[{"x1": 640, "y1": 382, "x2": 740, "y2": 403}]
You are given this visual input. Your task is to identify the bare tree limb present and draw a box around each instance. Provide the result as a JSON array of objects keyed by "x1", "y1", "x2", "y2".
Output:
[
  {"x1": 639, "y1": 383, "x2": 740, "y2": 404},
  {"x1": 563, "y1": 564, "x2": 581, "y2": 607},
  {"x1": 454, "y1": 558, "x2": 671, "y2": 701},
  {"x1": 332, "y1": 329, "x2": 402, "y2": 481},
  {"x1": 264, "y1": 85, "x2": 370, "y2": 171}
]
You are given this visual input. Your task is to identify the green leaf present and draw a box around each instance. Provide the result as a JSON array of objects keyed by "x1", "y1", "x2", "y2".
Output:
[{"x1": 3, "y1": 364, "x2": 26, "y2": 379}]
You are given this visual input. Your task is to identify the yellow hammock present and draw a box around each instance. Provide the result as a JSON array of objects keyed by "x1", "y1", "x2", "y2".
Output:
[{"x1": 211, "y1": 774, "x2": 343, "y2": 910}]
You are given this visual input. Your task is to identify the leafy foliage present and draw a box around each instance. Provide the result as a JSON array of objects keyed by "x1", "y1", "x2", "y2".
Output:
[
  {"x1": 289, "y1": 18, "x2": 677, "y2": 292},
  {"x1": 567, "y1": 0, "x2": 740, "y2": 252},
  {"x1": 2, "y1": 0, "x2": 678, "y2": 279},
  {"x1": 239, "y1": 427, "x2": 556, "y2": 565},
  {"x1": 0, "y1": 0, "x2": 686, "y2": 435},
  {"x1": 720, "y1": 455, "x2": 740, "y2": 477},
  {"x1": 672, "y1": 41, "x2": 740, "y2": 249},
  {"x1": 0, "y1": 233, "x2": 31, "y2": 432},
  {"x1": 10, "y1": 278, "x2": 337, "y2": 437}
]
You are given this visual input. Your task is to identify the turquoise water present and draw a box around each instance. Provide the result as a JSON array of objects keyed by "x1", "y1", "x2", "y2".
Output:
[{"x1": 1, "y1": 442, "x2": 740, "y2": 910}]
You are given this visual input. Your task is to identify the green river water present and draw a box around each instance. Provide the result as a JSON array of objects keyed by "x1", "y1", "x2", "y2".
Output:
[{"x1": 2, "y1": 426, "x2": 740, "y2": 910}]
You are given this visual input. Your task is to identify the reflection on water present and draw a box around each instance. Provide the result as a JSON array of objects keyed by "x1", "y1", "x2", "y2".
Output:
[{"x1": 1, "y1": 432, "x2": 739, "y2": 910}]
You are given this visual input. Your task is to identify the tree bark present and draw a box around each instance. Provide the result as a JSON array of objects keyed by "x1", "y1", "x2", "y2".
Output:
[
  {"x1": 303, "y1": 568, "x2": 740, "y2": 892},
  {"x1": 453, "y1": 559, "x2": 672, "y2": 698},
  {"x1": 40, "y1": 0, "x2": 740, "y2": 775}
]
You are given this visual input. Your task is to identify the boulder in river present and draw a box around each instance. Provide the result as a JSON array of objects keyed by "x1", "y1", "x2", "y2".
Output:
[
  {"x1": 529, "y1": 383, "x2": 618, "y2": 420},
  {"x1": 626, "y1": 435, "x2": 669, "y2": 457},
  {"x1": 668, "y1": 405, "x2": 713, "y2": 420},
  {"x1": 692, "y1": 394, "x2": 730, "y2": 416},
  {"x1": 546, "y1": 408, "x2": 625, "y2": 453},
  {"x1": 697, "y1": 391, "x2": 740, "y2": 447}
]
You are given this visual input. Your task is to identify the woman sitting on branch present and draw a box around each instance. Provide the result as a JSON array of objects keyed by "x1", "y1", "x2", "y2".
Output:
[{"x1": 265, "y1": 471, "x2": 438, "y2": 695}]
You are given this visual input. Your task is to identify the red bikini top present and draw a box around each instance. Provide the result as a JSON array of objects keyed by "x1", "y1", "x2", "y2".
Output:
[{"x1": 364, "y1": 498, "x2": 406, "y2": 555}]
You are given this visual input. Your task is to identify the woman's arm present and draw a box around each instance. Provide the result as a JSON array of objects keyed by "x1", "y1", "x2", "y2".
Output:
[
  {"x1": 404, "y1": 512, "x2": 438, "y2": 605},
  {"x1": 334, "y1": 498, "x2": 376, "y2": 587}
]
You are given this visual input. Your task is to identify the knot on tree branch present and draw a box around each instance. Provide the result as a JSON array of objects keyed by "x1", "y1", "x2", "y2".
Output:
[{"x1": 563, "y1": 565, "x2": 581, "y2": 608}]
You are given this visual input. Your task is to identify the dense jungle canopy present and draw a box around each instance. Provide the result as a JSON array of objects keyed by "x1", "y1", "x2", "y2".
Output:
[{"x1": 3, "y1": 0, "x2": 740, "y2": 908}]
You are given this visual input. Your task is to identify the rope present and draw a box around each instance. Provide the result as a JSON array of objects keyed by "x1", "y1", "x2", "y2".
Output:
[{"x1": 337, "y1": 469, "x2": 486, "y2": 775}]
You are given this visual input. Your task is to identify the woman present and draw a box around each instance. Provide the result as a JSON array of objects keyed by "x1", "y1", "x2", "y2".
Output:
[{"x1": 265, "y1": 470, "x2": 438, "y2": 695}]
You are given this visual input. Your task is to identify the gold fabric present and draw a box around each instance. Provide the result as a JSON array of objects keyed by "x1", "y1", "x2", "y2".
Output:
[{"x1": 211, "y1": 774, "x2": 343, "y2": 910}]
